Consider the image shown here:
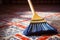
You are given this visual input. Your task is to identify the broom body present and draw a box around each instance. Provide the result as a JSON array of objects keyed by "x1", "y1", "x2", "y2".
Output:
[{"x1": 23, "y1": 0, "x2": 58, "y2": 36}]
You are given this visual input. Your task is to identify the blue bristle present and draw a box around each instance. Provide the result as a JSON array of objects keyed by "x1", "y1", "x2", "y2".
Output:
[
  {"x1": 42, "y1": 23, "x2": 50, "y2": 30},
  {"x1": 23, "y1": 22, "x2": 58, "y2": 36},
  {"x1": 37, "y1": 24, "x2": 41, "y2": 31},
  {"x1": 46, "y1": 23, "x2": 54, "y2": 30}
]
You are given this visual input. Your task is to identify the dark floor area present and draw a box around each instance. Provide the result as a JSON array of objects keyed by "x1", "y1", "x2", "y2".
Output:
[{"x1": 0, "y1": 4, "x2": 60, "y2": 15}]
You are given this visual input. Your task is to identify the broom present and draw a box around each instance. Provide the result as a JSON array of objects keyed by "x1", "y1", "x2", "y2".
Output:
[{"x1": 23, "y1": 0, "x2": 58, "y2": 36}]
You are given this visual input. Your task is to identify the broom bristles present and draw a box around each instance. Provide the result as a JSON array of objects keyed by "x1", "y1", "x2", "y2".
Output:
[{"x1": 23, "y1": 22, "x2": 58, "y2": 36}]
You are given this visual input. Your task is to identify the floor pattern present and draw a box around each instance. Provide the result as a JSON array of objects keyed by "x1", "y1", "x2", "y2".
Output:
[{"x1": 0, "y1": 12, "x2": 60, "y2": 40}]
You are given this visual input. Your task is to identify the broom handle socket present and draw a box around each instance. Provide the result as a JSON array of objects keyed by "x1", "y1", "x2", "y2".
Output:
[{"x1": 28, "y1": 0, "x2": 35, "y2": 15}]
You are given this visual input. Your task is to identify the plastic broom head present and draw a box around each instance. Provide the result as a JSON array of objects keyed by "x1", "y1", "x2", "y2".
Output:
[{"x1": 31, "y1": 12, "x2": 46, "y2": 23}]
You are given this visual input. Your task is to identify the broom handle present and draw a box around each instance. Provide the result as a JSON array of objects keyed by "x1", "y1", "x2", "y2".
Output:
[{"x1": 28, "y1": 0, "x2": 35, "y2": 15}]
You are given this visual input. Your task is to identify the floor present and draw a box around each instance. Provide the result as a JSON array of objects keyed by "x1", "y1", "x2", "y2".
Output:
[{"x1": 0, "y1": 4, "x2": 60, "y2": 40}]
